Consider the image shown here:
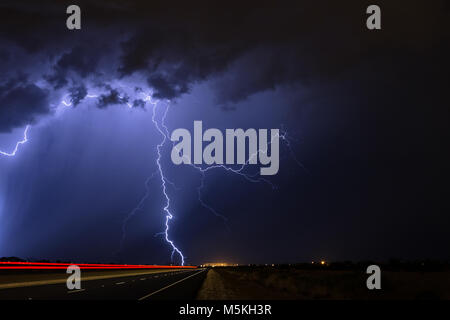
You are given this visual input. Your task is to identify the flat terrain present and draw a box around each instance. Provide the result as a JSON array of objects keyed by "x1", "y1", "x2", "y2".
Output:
[
  {"x1": 0, "y1": 268, "x2": 207, "y2": 300},
  {"x1": 2, "y1": 266, "x2": 448, "y2": 300},
  {"x1": 0, "y1": 268, "x2": 187, "y2": 289},
  {"x1": 197, "y1": 267, "x2": 450, "y2": 300}
]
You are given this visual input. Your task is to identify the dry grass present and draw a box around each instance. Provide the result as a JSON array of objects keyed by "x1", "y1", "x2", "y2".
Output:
[{"x1": 197, "y1": 267, "x2": 450, "y2": 300}]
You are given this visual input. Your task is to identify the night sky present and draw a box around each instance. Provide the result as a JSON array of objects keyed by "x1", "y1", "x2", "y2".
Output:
[{"x1": 0, "y1": 1, "x2": 449, "y2": 265}]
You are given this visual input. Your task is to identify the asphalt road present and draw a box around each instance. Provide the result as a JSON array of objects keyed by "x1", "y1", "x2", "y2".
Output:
[{"x1": 0, "y1": 268, "x2": 207, "y2": 300}]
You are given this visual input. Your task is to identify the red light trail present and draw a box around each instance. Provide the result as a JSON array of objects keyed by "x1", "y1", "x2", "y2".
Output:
[{"x1": 0, "y1": 261, "x2": 196, "y2": 270}]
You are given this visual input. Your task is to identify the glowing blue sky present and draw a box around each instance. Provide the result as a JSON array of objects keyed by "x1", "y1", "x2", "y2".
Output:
[{"x1": 0, "y1": 1, "x2": 449, "y2": 264}]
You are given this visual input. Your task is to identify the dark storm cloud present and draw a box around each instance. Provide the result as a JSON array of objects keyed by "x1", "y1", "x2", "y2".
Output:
[
  {"x1": 45, "y1": 45, "x2": 105, "y2": 89},
  {"x1": 115, "y1": 1, "x2": 449, "y2": 103},
  {"x1": 0, "y1": 49, "x2": 11, "y2": 62},
  {"x1": 132, "y1": 99, "x2": 146, "y2": 108},
  {"x1": 43, "y1": 70, "x2": 68, "y2": 89},
  {"x1": 0, "y1": 78, "x2": 50, "y2": 132},
  {"x1": 147, "y1": 74, "x2": 189, "y2": 100},
  {"x1": 118, "y1": 23, "x2": 245, "y2": 100},
  {"x1": 0, "y1": 0, "x2": 448, "y2": 127},
  {"x1": 68, "y1": 84, "x2": 88, "y2": 106},
  {"x1": 57, "y1": 46, "x2": 100, "y2": 78},
  {"x1": 97, "y1": 89, "x2": 129, "y2": 108}
]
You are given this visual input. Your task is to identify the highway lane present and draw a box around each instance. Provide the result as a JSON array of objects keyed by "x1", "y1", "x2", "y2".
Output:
[{"x1": 0, "y1": 268, "x2": 207, "y2": 300}]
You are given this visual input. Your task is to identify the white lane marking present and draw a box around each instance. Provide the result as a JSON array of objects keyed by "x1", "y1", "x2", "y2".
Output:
[
  {"x1": 140, "y1": 278, "x2": 146, "y2": 281},
  {"x1": 0, "y1": 269, "x2": 193, "y2": 290},
  {"x1": 138, "y1": 269, "x2": 206, "y2": 301},
  {"x1": 115, "y1": 282, "x2": 126, "y2": 285},
  {"x1": 67, "y1": 289, "x2": 86, "y2": 294}
]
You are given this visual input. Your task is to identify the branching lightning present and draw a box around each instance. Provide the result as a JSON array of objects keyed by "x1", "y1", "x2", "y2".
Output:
[
  {"x1": 1, "y1": 87, "x2": 304, "y2": 267},
  {"x1": 117, "y1": 173, "x2": 156, "y2": 254},
  {"x1": 0, "y1": 125, "x2": 30, "y2": 157}
]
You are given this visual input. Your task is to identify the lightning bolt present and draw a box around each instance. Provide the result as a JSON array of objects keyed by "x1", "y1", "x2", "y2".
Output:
[
  {"x1": 157, "y1": 104, "x2": 305, "y2": 227},
  {"x1": 151, "y1": 100, "x2": 185, "y2": 266},
  {"x1": 0, "y1": 125, "x2": 30, "y2": 157},
  {"x1": 2, "y1": 87, "x2": 305, "y2": 267},
  {"x1": 0, "y1": 90, "x2": 90, "y2": 157},
  {"x1": 117, "y1": 173, "x2": 157, "y2": 254}
]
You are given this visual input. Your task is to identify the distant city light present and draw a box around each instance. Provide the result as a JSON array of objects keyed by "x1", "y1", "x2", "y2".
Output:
[{"x1": 202, "y1": 262, "x2": 237, "y2": 267}]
